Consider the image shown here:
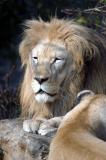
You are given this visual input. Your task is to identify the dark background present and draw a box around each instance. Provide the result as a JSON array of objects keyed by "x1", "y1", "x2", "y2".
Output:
[{"x1": 0, "y1": 0, "x2": 106, "y2": 119}]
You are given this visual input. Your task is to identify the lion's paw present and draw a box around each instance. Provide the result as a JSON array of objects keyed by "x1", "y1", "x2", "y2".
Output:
[
  {"x1": 38, "y1": 116, "x2": 63, "y2": 136},
  {"x1": 38, "y1": 123, "x2": 57, "y2": 136},
  {"x1": 23, "y1": 119, "x2": 41, "y2": 133}
]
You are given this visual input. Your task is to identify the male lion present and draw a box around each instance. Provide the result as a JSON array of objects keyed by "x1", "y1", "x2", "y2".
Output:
[
  {"x1": 48, "y1": 90, "x2": 106, "y2": 160},
  {"x1": 19, "y1": 18, "x2": 106, "y2": 133}
]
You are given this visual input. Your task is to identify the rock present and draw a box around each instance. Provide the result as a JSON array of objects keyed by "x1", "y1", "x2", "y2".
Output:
[{"x1": 0, "y1": 119, "x2": 52, "y2": 160}]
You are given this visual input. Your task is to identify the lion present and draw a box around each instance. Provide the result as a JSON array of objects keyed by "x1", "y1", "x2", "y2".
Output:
[
  {"x1": 48, "y1": 90, "x2": 106, "y2": 160},
  {"x1": 19, "y1": 18, "x2": 106, "y2": 133}
]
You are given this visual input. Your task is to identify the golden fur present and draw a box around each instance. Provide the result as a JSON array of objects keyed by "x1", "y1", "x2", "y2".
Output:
[
  {"x1": 48, "y1": 91, "x2": 106, "y2": 160},
  {"x1": 19, "y1": 18, "x2": 106, "y2": 128}
]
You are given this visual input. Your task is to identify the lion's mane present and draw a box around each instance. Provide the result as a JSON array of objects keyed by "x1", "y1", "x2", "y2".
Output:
[{"x1": 19, "y1": 18, "x2": 106, "y2": 118}]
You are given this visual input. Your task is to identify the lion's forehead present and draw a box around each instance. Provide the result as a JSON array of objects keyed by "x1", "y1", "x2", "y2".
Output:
[{"x1": 32, "y1": 41, "x2": 68, "y2": 60}]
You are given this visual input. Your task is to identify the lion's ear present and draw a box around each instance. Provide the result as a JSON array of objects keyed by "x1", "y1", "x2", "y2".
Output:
[
  {"x1": 24, "y1": 19, "x2": 49, "y2": 41},
  {"x1": 83, "y1": 43, "x2": 99, "y2": 63},
  {"x1": 19, "y1": 19, "x2": 49, "y2": 66}
]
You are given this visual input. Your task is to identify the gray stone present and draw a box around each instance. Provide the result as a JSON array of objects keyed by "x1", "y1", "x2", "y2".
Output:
[{"x1": 0, "y1": 119, "x2": 52, "y2": 160}]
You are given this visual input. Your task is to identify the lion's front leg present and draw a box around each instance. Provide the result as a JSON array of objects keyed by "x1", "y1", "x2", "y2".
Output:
[{"x1": 38, "y1": 116, "x2": 64, "y2": 136}]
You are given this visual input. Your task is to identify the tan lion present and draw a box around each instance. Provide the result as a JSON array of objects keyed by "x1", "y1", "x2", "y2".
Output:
[
  {"x1": 48, "y1": 90, "x2": 106, "y2": 160},
  {"x1": 19, "y1": 18, "x2": 106, "y2": 133}
]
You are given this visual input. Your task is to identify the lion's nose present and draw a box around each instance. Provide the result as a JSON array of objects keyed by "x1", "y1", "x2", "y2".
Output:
[{"x1": 34, "y1": 76, "x2": 49, "y2": 84}]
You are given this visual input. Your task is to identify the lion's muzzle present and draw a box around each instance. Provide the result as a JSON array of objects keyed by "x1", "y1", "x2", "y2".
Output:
[{"x1": 31, "y1": 79, "x2": 59, "y2": 103}]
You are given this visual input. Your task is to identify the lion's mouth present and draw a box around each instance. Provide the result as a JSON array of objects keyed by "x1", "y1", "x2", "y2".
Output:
[{"x1": 36, "y1": 89, "x2": 57, "y2": 97}]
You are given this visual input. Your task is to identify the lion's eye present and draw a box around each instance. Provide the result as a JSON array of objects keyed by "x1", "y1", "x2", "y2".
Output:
[
  {"x1": 53, "y1": 58, "x2": 65, "y2": 68},
  {"x1": 33, "y1": 57, "x2": 38, "y2": 63},
  {"x1": 54, "y1": 58, "x2": 62, "y2": 64},
  {"x1": 53, "y1": 58, "x2": 65, "y2": 64}
]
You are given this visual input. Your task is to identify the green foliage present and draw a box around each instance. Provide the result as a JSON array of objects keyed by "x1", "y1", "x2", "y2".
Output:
[
  {"x1": 101, "y1": 0, "x2": 106, "y2": 3},
  {"x1": 76, "y1": 17, "x2": 88, "y2": 25}
]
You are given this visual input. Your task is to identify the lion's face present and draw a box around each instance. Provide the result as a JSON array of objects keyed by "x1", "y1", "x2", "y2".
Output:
[
  {"x1": 30, "y1": 41, "x2": 76, "y2": 103},
  {"x1": 20, "y1": 18, "x2": 106, "y2": 120}
]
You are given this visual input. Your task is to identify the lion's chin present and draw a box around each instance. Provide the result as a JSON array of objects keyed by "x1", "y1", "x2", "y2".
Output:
[{"x1": 35, "y1": 93, "x2": 56, "y2": 103}]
